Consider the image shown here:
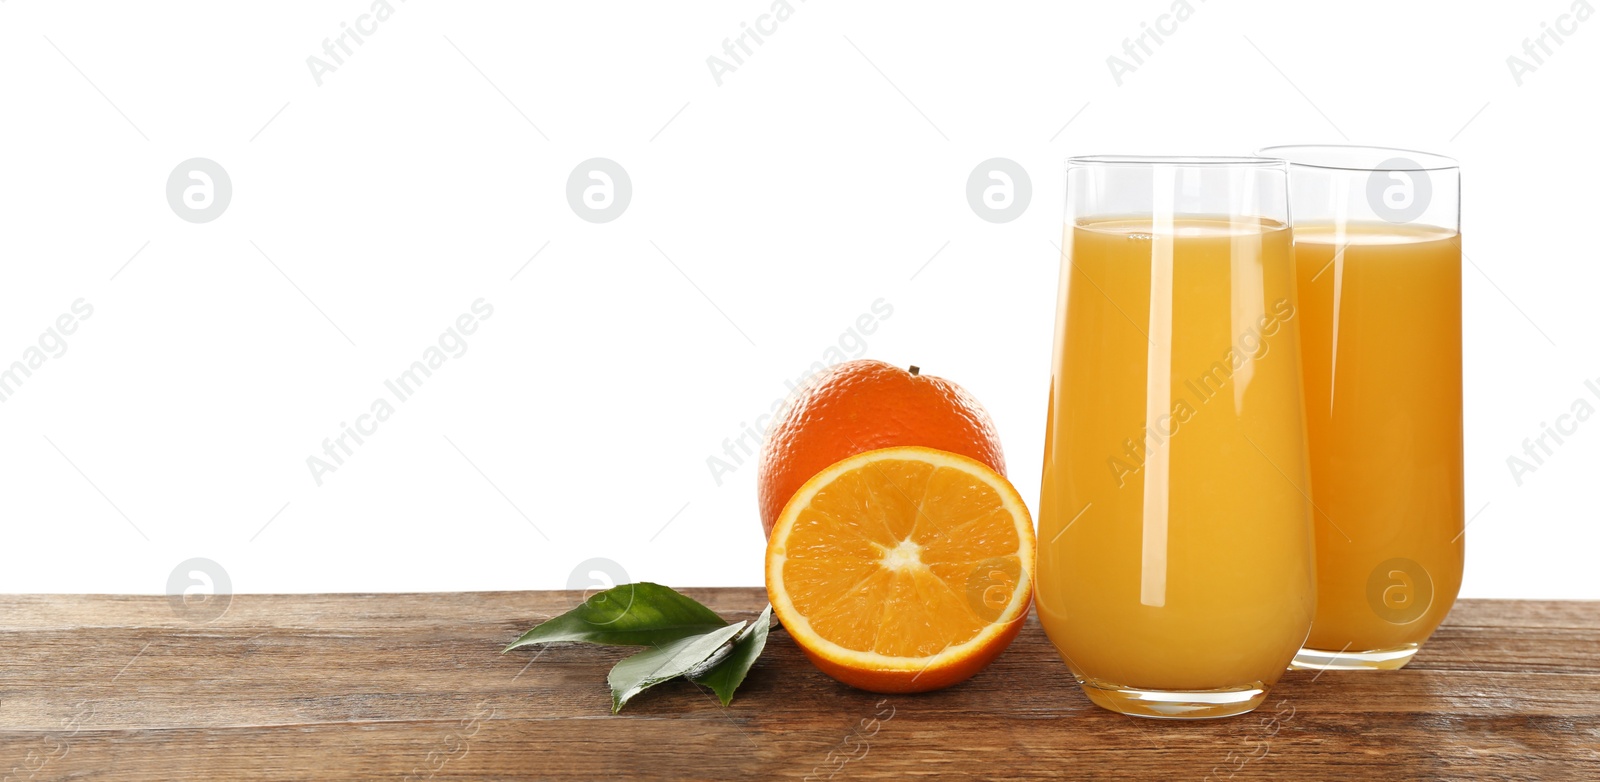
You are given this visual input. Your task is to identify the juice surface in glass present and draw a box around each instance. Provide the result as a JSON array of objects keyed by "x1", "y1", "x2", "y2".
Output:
[
  {"x1": 1292, "y1": 221, "x2": 1464, "y2": 659},
  {"x1": 1037, "y1": 216, "x2": 1315, "y2": 704}
]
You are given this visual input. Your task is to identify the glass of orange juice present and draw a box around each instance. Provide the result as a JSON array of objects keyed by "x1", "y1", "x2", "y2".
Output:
[
  {"x1": 1038, "y1": 156, "x2": 1315, "y2": 719},
  {"x1": 1259, "y1": 145, "x2": 1464, "y2": 671}
]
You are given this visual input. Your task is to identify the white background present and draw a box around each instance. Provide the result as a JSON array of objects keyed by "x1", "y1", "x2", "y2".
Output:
[{"x1": 0, "y1": 1, "x2": 1595, "y2": 600}]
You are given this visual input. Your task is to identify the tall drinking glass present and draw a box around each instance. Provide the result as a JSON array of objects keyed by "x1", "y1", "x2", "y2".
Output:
[
  {"x1": 1038, "y1": 156, "x2": 1315, "y2": 719},
  {"x1": 1259, "y1": 145, "x2": 1464, "y2": 670}
]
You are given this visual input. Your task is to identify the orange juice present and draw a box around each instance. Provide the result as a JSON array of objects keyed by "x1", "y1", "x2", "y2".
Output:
[
  {"x1": 1038, "y1": 216, "x2": 1315, "y2": 713},
  {"x1": 1292, "y1": 222, "x2": 1464, "y2": 667}
]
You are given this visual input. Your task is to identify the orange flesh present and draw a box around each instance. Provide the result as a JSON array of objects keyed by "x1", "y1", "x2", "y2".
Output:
[{"x1": 777, "y1": 457, "x2": 1024, "y2": 659}]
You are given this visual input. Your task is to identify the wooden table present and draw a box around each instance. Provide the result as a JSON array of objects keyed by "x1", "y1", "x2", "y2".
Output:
[{"x1": 0, "y1": 591, "x2": 1595, "y2": 780}]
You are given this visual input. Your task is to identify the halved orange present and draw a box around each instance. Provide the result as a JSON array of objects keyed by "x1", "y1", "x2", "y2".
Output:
[{"x1": 766, "y1": 446, "x2": 1035, "y2": 693}]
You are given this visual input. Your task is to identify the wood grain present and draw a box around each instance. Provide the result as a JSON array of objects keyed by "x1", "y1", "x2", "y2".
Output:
[{"x1": 0, "y1": 592, "x2": 1595, "y2": 780}]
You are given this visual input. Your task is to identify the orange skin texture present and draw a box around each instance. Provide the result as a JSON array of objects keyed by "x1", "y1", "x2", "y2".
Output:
[
  {"x1": 790, "y1": 604, "x2": 1031, "y2": 694},
  {"x1": 756, "y1": 360, "x2": 1008, "y2": 538}
]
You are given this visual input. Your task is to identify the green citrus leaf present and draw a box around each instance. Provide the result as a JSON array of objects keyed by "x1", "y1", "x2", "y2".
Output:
[
  {"x1": 692, "y1": 605, "x2": 772, "y2": 706},
  {"x1": 608, "y1": 621, "x2": 748, "y2": 713},
  {"x1": 504, "y1": 583, "x2": 728, "y2": 651}
]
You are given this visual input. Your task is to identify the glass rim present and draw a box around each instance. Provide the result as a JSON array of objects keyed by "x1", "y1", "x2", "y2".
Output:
[
  {"x1": 1257, "y1": 144, "x2": 1458, "y2": 172},
  {"x1": 1067, "y1": 155, "x2": 1283, "y2": 168}
]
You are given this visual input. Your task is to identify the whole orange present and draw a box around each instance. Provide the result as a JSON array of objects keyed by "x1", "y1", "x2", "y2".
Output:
[{"x1": 756, "y1": 359, "x2": 1007, "y2": 537}]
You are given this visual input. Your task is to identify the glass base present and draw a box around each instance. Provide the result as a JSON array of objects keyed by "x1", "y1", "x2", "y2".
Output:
[
  {"x1": 1078, "y1": 678, "x2": 1270, "y2": 719},
  {"x1": 1290, "y1": 643, "x2": 1420, "y2": 671}
]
